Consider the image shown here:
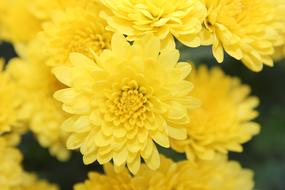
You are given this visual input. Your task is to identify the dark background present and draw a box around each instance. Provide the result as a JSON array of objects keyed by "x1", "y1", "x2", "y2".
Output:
[{"x1": 1, "y1": 42, "x2": 285, "y2": 190}]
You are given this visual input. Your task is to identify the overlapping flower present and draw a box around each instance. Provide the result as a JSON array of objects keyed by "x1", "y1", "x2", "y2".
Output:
[
  {"x1": 39, "y1": 2, "x2": 112, "y2": 66},
  {"x1": 171, "y1": 66, "x2": 260, "y2": 161},
  {"x1": 201, "y1": 0, "x2": 285, "y2": 71},
  {"x1": 100, "y1": 0, "x2": 207, "y2": 48}
]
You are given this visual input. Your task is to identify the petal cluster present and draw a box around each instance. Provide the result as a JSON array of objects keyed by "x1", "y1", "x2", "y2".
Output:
[
  {"x1": 74, "y1": 155, "x2": 254, "y2": 190},
  {"x1": 171, "y1": 66, "x2": 260, "y2": 161},
  {"x1": 54, "y1": 33, "x2": 199, "y2": 173},
  {"x1": 0, "y1": 59, "x2": 20, "y2": 134},
  {"x1": 100, "y1": 0, "x2": 207, "y2": 48},
  {"x1": 201, "y1": 0, "x2": 285, "y2": 71},
  {"x1": 39, "y1": 3, "x2": 112, "y2": 66}
]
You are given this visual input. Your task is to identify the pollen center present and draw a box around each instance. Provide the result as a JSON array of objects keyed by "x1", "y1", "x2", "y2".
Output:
[
  {"x1": 68, "y1": 30, "x2": 110, "y2": 57},
  {"x1": 105, "y1": 80, "x2": 152, "y2": 126}
]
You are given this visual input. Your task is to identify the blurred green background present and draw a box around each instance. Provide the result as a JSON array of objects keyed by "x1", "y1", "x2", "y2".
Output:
[{"x1": 1, "y1": 42, "x2": 285, "y2": 190}]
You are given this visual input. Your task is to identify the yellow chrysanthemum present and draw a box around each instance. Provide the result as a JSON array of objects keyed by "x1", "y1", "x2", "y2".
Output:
[
  {"x1": 74, "y1": 155, "x2": 254, "y2": 190},
  {"x1": 54, "y1": 34, "x2": 199, "y2": 174},
  {"x1": 100, "y1": 0, "x2": 207, "y2": 48},
  {"x1": 12, "y1": 173, "x2": 58, "y2": 190},
  {"x1": 201, "y1": 0, "x2": 285, "y2": 72},
  {"x1": 171, "y1": 66, "x2": 260, "y2": 161},
  {"x1": 0, "y1": 59, "x2": 20, "y2": 134},
  {"x1": 0, "y1": 0, "x2": 42, "y2": 44},
  {"x1": 40, "y1": 4, "x2": 112, "y2": 66},
  {"x1": 0, "y1": 137, "x2": 24, "y2": 190},
  {"x1": 7, "y1": 41, "x2": 70, "y2": 161}
]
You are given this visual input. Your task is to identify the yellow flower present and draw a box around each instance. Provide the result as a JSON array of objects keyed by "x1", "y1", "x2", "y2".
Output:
[
  {"x1": 74, "y1": 155, "x2": 254, "y2": 190},
  {"x1": 54, "y1": 34, "x2": 199, "y2": 174},
  {"x1": 40, "y1": 4, "x2": 112, "y2": 66},
  {"x1": 0, "y1": 59, "x2": 20, "y2": 134},
  {"x1": 171, "y1": 66, "x2": 260, "y2": 161},
  {"x1": 100, "y1": 0, "x2": 207, "y2": 48},
  {"x1": 201, "y1": 0, "x2": 285, "y2": 72},
  {"x1": 7, "y1": 41, "x2": 70, "y2": 161},
  {"x1": 0, "y1": 0, "x2": 42, "y2": 44},
  {"x1": 141, "y1": 155, "x2": 254, "y2": 190},
  {"x1": 0, "y1": 137, "x2": 24, "y2": 190}
]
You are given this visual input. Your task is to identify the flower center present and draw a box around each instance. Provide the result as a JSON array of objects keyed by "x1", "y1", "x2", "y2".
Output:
[
  {"x1": 105, "y1": 80, "x2": 152, "y2": 126},
  {"x1": 68, "y1": 32, "x2": 110, "y2": 56}
]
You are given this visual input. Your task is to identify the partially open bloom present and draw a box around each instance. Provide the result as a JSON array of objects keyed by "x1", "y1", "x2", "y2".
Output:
[
  {"x1": 54, "y1": 34, "x2": 199, "y2": 173},
  {"x1": 100, "y1": 0, "x2": 207, "y2": 48},
  {"x1": 7, "y1": 41, "x2": 70, "y2": 161},
  {"x1": 171, "y1": 66, "x2": 260, "y2": 161},
  {"x1": 0, "y1": 0, "x2": 42, "y2": 44},
  {"x1": 40, "y1": 4, "x2": 112, "y2": 66},
  {"x1": 0, "y1": 59, "x2": 20, "y2": 134},
  {"x1": 74, "y1": 155, "x2": 254, "y2": 190},
  {"x1": 201, "y1": 0, "x2": 285, "y2": 71}
]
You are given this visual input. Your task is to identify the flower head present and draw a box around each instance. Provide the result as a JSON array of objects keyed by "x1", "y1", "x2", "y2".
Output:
[
  {"x1": 171, "y1": 66, "x2": 260, "y2": 161},
  {"x1": 54, "y1": 33, "x2": 199, "y2": 173},
  {"x1": 7, "y1": 41, "x2": 70, "y2": 161},
  {"x1": 0, "y1": 59, "x2": 20, "y2": 134},
  {"x1": 74, "y1": 155, "x2": 254, "y2": 190},
  {"x1": 40, "y1": 4, "x2": 112, "y2": 66},
  {"x1": 100, "y1": 0, "x2": 207, "y2": 48},
  {"x1": 201, "y1": 0, "x2": 285, "y2": 71}
]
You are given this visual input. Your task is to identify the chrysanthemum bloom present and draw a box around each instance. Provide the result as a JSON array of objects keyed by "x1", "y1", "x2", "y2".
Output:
[
  {"x1": 0, "y1": 59, "x2": 20, "y2": 134},
  {"x1": 54, "y1": 34, "x2": 199, "y2": 173},
  {"x1": 139, "y1": 155, "x2": 254, "y2": 190},
  {"x1": 0, "y1": 0, "x2": 42, "y2": 44},
  {"x1": 74, "y1": 155, "x2": 254, "y2": 190},
  {"x1": 7, "y1": 42, "x2": 70, "y2": 161},
  {"x1": 100, "y1": 0, "x2": 207, "y2": 48},
  {"x1": 201, "y1": 0, "x2": 285, "y2": 72},
  {"x1": 0, "y1": 137, "x2": 24, "y2": 190},
  {"x1": 40, "y1": 4, "x2": 112, "y2": 66},
  {"x1": 171, "y1": 66, "x2": 260, "y2": 161}
]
